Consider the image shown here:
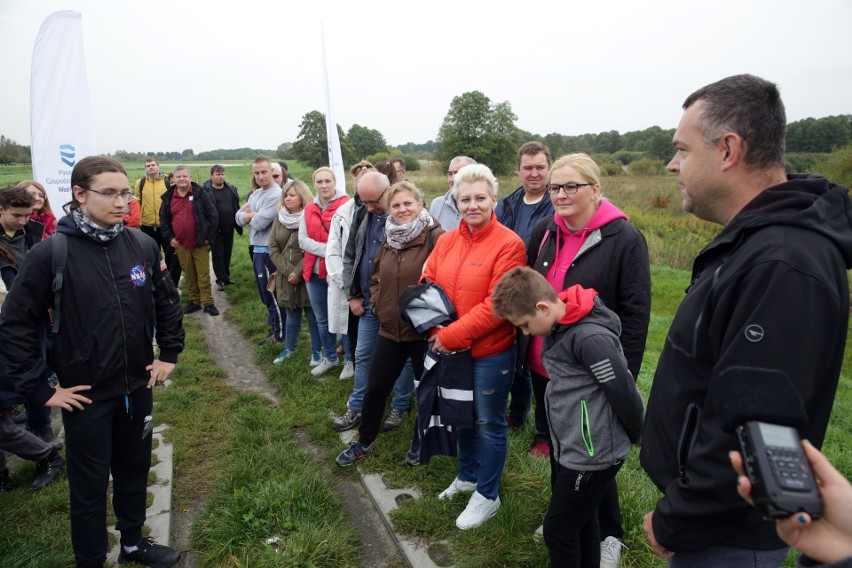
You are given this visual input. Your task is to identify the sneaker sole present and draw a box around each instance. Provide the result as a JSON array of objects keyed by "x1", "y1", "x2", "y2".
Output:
[{"x1": 331, "y1": 419, "x2": 361, "y2": 432}]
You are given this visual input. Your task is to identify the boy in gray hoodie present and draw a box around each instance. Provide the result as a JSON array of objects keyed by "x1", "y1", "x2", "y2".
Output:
[{"x1": 493, "y1": 266, "x2": 644, "y2": 567}]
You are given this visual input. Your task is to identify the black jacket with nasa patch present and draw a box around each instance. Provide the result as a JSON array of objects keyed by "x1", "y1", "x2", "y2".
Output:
[
  {"x1": 640, "y1": 174, "x2": 852, "y2": 553},
  {"x1": 0, "y1": 216, "x2": 184, "y2": 405}
]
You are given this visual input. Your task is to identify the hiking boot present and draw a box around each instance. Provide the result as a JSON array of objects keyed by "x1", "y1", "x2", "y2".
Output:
[
  {"x1": 331, "y1": 409, "x2": 361, "y2": 432},
  {"x1": 203, "y1": 304, "x2": 219, "y2": 316},
  {"x1": 338, "y1": 360, "x2": 355, "y2": 380},
  {"x1": 216, "y1": 281, "x2": 226, "y2": 291},
  {"x1": 33, "y1": 426, "x2": 63, "y2": 450},
  {"x1": 273, "y1": 349, "x2": 294, "y2": 365},
  {"x1": 600, "y1": 536, "x2": 624, "y2": 568},
  {"x1": 118, "y1": 536, "x2": 181, "y2": 568},
  {"x1": 335, "y1": 440, "x2": 373, "y2": 466},
  {"x1": 311, "y1": 357, "x2": 339, "y2": 376},
  {"x1": 258, "y1": 334, "x2": 280, "y2": 345},
  {"x1": 438, "y1": 477, "x2": 477, "y2": 501},
  {"x1": 32, "y1": 450, "x2": 65, "y2": 491},
  {"x1": 0, "y1": 468, "x2": 14, "y2": 493},
  {"x1": 184, "y1": 302, "x2": 201, "y2": 314},
  {"x1": 309, "y1": 350, "x2": 322, "y2": 367},
  {"x1": 456, "y1": 491, "x2": 500, "y2": 530},
  {"x1": 382, "y1": 408, "x2": 408, "y2": 431},
  {"x1": 528, "y1": 440, "x2": 551, "y2": 458}
]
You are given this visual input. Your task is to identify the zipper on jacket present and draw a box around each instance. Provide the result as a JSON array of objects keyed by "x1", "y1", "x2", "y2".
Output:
[
  {"x1": 581, "y1": 399, "x2": 595, "y2": 457},
  {"x1": 103, "y1": 246, "x2": 131, "y2": 396},
  {"x1": 677, "y1": 403, "x2": 701, "y2": 479}
]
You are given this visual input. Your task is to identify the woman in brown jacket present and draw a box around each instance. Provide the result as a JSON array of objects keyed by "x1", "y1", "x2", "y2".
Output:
[
  {"x1": 335, "y1": 181, "x2": 444, "y2": 466},
  {"x1": 269, "y1": 180, "x2": 322, "y2": 365}
]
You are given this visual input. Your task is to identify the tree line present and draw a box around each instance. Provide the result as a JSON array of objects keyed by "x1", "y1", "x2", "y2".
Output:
[{"x1": 1, "y1": 103, "x2": 848, "y2": 168}]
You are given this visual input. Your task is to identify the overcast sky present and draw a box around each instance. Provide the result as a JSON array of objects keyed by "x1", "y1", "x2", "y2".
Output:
[{"x1": 2, "y1": 0, "x2": 850, "y2": 155}]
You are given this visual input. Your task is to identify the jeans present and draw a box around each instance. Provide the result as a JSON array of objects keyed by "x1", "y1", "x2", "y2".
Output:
[
  {"x1": 668, "y1": 545, "x2": 789, "y2": 568},
  {"x1": 544, "y1": 460, "x2": 622, "y2": 567},
  {"x1": 284, "y1": 307, "x2": 321, "y2": 353},
  {"x1": 305, "y1": 275, "x2": 338, "y2": 360},
  {"x1": 253, "y1": 252, "x2": 286, "y2": 340},
  {"x1": 457, "y1": 344, "x2": 515, "y2": 501},
  {"x1": 347, "y1": 305, "x2": 415, "y2": 412},
  {"x1": 63, "y1": 390, "x2": 153, "y2": 567}
]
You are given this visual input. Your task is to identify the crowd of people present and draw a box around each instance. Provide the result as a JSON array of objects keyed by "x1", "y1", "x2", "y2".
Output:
[{"x1": 1, "y1": 73, "x2": 851, "y2": 568}]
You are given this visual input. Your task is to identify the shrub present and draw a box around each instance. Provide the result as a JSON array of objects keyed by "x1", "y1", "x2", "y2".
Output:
[
  {"x1": 813, "y1": 144, "x2": 852, "y2": 188},
  {"x1": 599, "y1": 160, "x2": 624, "y2": 177},
  {"x1": 629, "y1": 158, "x2": 667, "y2": 176}
]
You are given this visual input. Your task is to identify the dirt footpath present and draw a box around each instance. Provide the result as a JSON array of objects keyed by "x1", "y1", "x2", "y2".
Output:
[{"x1": 172, "y1": 284, "x2": 404, "y2": 567}]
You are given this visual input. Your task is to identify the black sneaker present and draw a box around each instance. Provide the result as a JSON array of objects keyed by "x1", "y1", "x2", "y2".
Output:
[
  {"x1": 216, "y1": 281, "x2": 226, "y2": 291},
  {"x1": 32, "y1": 450, "x2": 65, "y2": 491},
  {"x1": 33, "y1": 426, "x2": 63, "y2": 450},
  {"x1": 203, "y1": 304, "x2": 219, "y2": 316},
  {"x1": 118, "y1": 537, "x2": 181, "y2": 568},
  {"x1": 0, "y1": 468, "x2": 14, "y2": 493},
  {"x1": 184, "y1": 302, "x2": 202, "y2": 314}
]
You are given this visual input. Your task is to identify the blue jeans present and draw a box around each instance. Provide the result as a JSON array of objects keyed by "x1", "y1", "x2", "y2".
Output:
[
  {"x1": 457, "y1": 344, "x2": 515, "y2": 501},
  {"x1": 668, "y1": 545, "x2": 789, "y2": 567},
  {"x1": 305, "y1": 275, "x2": 338, "y2": 361},
  {"x1": 284, "y1": 307, "x2": 321, "y2": 353},
  {"x1": 347, "y1": 304, "x2": 415, "y2": 412}
]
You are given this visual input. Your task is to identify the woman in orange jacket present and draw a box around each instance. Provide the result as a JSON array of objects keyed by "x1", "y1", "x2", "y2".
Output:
[{"x1": 422, "y1": 164, "x2": 526, "y2": 531}]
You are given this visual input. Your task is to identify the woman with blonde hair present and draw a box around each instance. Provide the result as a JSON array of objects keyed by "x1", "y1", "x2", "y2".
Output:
[
  {"x1": 299, "y1": 167, "x2": 351, "y2": 375},
  {"x1": 269, "y1": 179, "x2": 322, "y2": 364}
]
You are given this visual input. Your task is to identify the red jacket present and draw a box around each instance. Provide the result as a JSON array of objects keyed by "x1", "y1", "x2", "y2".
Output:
[
  {"x1": 302, "y1": 197, "x2": 349, "y2": 282},
  {"x1": 422, "y1": 212, "x2": 526, "y2": 358}
]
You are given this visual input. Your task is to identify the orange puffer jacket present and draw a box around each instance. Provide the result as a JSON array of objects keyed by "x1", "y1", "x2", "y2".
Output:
[{"x1": 422, "y1": 213, "x2": 526, "y2": 358}]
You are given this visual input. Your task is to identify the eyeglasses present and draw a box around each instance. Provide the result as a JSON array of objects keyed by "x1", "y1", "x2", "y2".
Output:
[
  {"x1": 361, "y1": 189, "x2": 387, "y2": 206},
  {"x1": 87, "y1": 189, "x2": 133, "y2": 201},
  {"x1": 273, "y1": 174, "x2": 281, "y2": 179},
  {"x1": 29, "y1": 192, "x2": 46, "y2": 199},
  {"x1": 546, "y1": 182, "x2": 593, "y2": 195}
]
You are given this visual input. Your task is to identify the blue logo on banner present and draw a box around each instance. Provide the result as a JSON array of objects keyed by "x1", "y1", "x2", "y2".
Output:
[
  {"x1": 129, "y1": 263, "x2": 148, "y2": 288},
  {"x1": 60, "y1": 144, "x2": 75, "y2": 167}
]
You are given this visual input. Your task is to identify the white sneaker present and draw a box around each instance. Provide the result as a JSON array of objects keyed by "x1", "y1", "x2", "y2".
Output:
[
  {"x1": 600, "y1": 536, "x2": 624, "y2": 568},
  {"x1": 438, "y1": 477, "x2": 477, "y2": 501},
  {"x1": 338, "y1": 360, "x2": 355, "y2": 380},
  {"x1": 455, "y1": 491, "x2": 500, "y2": 530},
  {"x1": 311, "y1": 357, "x2": 339, "y2": 376}
]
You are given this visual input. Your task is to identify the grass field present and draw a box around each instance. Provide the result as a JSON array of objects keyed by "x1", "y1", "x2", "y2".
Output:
[{"x1": 0, "y1": 160, "x2": 849, "y2": 567}]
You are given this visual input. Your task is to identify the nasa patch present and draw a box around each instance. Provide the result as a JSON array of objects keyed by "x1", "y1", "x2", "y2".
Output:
[{"x1": 129, "y1": 263, "x2": 148, "y2": 288}]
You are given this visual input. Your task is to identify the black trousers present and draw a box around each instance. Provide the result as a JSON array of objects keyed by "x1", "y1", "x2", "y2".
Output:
[
  {"x1": 63, "y1": 390, "x2": 152, "y2": 568},
  {"x1": 358, "y1": 336, "x2": 425, "y2": 448},
  {"x1": 211, "y1": 229, "x2": 235, "y2": 284},
  {"x1": 544, "y1": 458, "x2": 622, "y2": 567},
  {"x1": 140, "y1": 225, "x2": 181, "y2": 286},
  {"x1": 535, "y1": 369, "x2": 623, "y2": 539}
]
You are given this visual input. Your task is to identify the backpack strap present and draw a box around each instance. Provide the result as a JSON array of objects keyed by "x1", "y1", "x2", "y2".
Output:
[{"x1": 51, "y1": 233, "x2": 68, "y2": 334}]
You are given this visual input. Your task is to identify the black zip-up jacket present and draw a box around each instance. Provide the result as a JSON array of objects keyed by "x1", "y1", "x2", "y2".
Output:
[
  {"x1": 640, "y1": 175, "x2": 852, "y2": 553},
  {"x1": 528, "y1": 216, "x2": 651, "y2": 379},
  {"x1": 201, "y1": 180, "x2": 243, "y2": 236},
  {"x1": 159, "y1": 182, "x2": 219, "y2": 248},
  {"x1": 0, "y1": 217, "x2": 184, "y2": 405}
]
